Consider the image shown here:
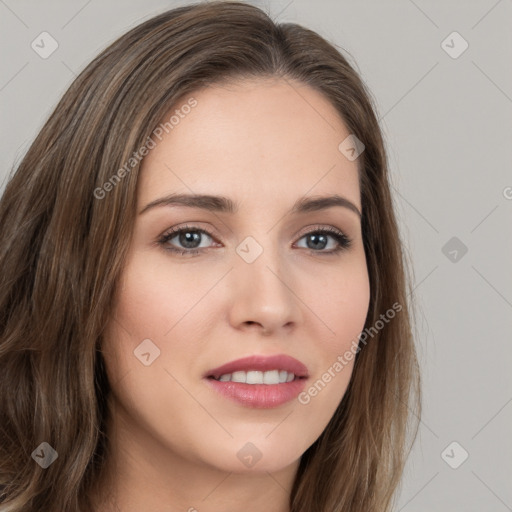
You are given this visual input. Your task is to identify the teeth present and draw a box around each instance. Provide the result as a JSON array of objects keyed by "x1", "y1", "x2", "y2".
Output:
[
  {"x1": 216, "y1": 370, "x2": 296, "y2": 384},
  {"x1": 263, "y1": 370, "x2": 279, "y2": 384}
]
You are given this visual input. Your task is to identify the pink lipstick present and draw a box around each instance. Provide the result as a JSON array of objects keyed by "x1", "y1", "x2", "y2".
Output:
[{"x1": 204, "y1": 354, "x2": 309, "y2": 408}]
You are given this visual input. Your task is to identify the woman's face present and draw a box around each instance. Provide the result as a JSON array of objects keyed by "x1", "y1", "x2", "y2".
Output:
[{"x1": 101, "y1": 77, "x2": 370, "y2": 476}]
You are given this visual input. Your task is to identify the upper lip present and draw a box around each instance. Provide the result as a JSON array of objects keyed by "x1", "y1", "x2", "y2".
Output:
[{"x1": 205, "y1": 354, "x2": 309, "y2": 379}]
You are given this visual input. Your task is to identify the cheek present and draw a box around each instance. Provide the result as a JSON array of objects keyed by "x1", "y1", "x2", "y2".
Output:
[
  {"x1": 302, "y1": 258, "x2": 369, "y2": 395},
  {"x1": 309, "y1": 253, "x2": 370, "y2": 351},
  {"x1": 99, "y1": 257, "x2": 211, "y2": 457},
  {"x1": 99, "y1": 254, "x2": 192, "y2": 388},
  {"x1": 113, "y1": 253, "x2": 206, "y2": 340}
]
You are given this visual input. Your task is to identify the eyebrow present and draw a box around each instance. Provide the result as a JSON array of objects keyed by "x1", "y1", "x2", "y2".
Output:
[{"x1": 139, "y1": 193, "x2": 362, "y2": 218}]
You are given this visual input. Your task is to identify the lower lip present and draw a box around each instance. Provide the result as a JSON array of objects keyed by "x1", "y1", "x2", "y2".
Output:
[{"x1": 205, "y1": 377, "x2": 307, "y2": 408}]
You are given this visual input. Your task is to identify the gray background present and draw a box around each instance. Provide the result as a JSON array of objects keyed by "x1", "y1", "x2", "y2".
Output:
[{"x1": 1, "y1": 1, "x2": 511, "y2": 510}]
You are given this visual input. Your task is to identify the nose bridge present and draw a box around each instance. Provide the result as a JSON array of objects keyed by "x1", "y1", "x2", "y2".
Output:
[
  {"x1": 227, "y1": 230, "x2": 300, "y2": 333},
  {"x1": 236, "y1": 232, "x2": 289, "y2": 301}
]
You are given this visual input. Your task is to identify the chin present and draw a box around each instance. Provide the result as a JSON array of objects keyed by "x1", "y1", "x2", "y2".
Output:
[{"x1": 195, "y1": 436, "x2": 305, "y2": 475}]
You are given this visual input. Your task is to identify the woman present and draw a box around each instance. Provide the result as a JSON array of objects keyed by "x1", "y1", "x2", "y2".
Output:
[{"x1": 0, "y1": 1, "x2": 420, "y2": 511}]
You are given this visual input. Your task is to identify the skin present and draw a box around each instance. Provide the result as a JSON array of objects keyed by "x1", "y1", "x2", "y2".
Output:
[{"x1": 93, "y1": 77, "x2": 370, "y2": 512}]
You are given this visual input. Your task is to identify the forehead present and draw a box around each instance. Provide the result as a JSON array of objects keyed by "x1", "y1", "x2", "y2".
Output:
[{"x1": 138, "y1": 77, "x2": 361, "y2": 212}]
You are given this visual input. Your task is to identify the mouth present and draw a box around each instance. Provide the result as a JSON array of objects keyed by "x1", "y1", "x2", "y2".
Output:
[
  {"x1": 204, "y1": 354, "x2": 309, "y2": 408},
  {"x1": 207, "y1": 369, "x2": 303, "y2": 384}
]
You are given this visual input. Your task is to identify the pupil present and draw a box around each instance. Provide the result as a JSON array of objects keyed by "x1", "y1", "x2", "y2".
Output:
[
  {"x1": 308, "y1": 234, "x2": 327, "y2": 250},
  {"x1": 180, "y1": 231, "x2": 200, "y2": 249}
]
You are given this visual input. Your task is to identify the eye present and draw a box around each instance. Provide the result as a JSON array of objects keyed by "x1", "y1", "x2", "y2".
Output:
[
  {"x1": 157, "y1": 224, "x2": 217, "y2": 256},
  {"x1": 294, "y1": 226, "x2": 352, "y2": 255},
  {"x1": 157, "y1": 224, "x2": 352, "y2": 256}
]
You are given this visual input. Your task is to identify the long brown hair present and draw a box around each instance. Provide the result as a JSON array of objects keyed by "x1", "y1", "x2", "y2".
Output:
[{"x1": 0, "y1": 2, "x2": 420, "y2": 510}]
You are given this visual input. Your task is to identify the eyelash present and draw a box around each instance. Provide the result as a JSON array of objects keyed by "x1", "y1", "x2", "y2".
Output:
[{"x1": 157, "y1": 224, "x2": 352, "y2": 257}]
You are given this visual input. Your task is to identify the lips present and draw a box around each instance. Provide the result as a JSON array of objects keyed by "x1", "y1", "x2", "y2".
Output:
[
  {"x1": 204, "y1": 354, "x2": 309, "y2": 408},
  {"x1": 205, "y1": 354, "x2": 309, "y2": 380}
]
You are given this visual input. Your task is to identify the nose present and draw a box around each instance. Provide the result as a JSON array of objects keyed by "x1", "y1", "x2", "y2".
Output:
[{"x1": 227, "y1": 249, "x2": 302, "y2": 337}]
